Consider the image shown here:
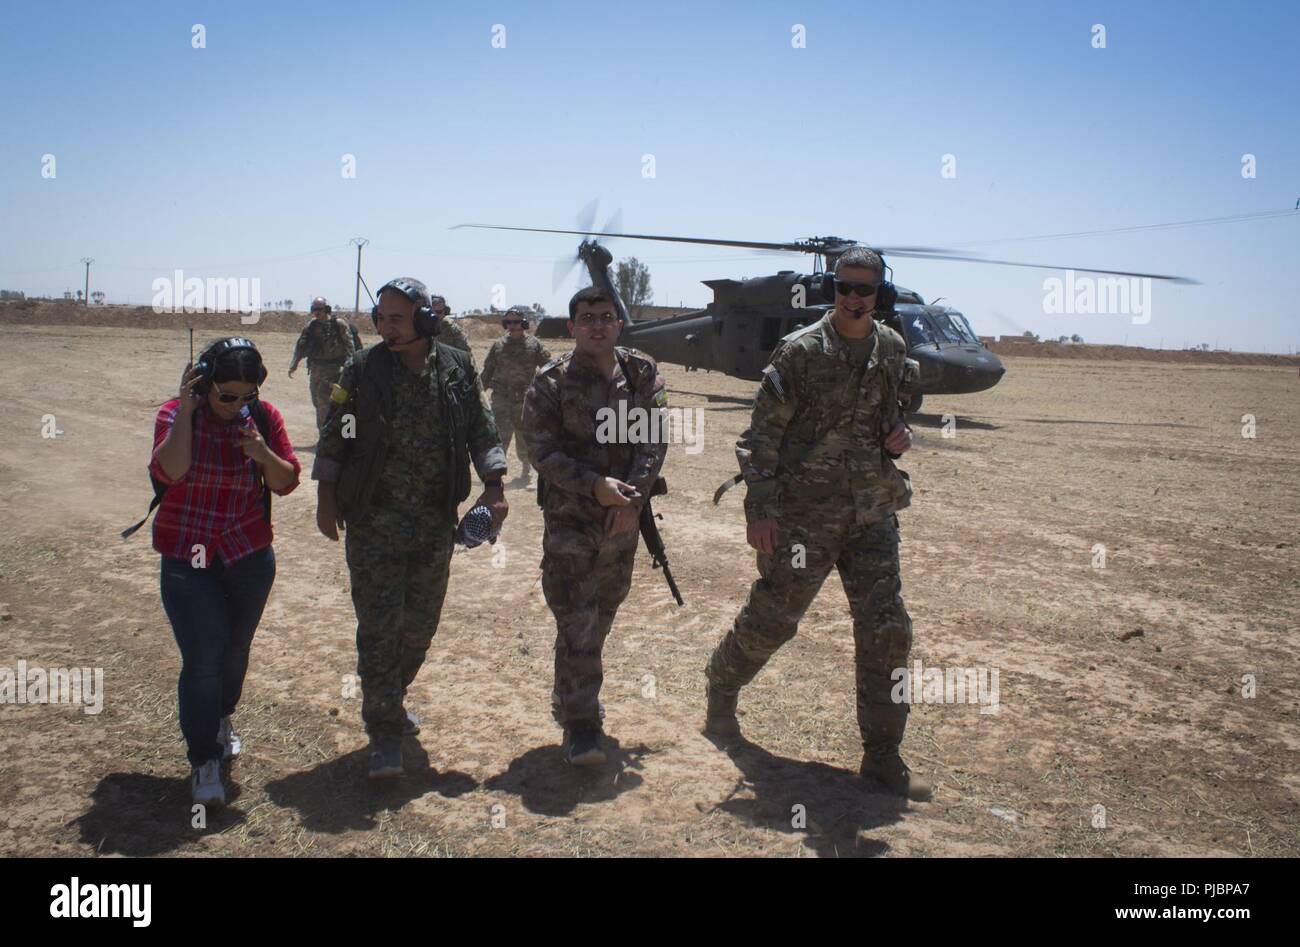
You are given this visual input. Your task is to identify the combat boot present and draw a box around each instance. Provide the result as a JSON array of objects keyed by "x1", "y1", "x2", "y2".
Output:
[
  {"x1": 860, "y1": 750, "x2": 932, "y2": 802},
  {"x1": 565, "y1": 724, "x2": 606, "y2": 767},
  {"x1": 368, "y1": 738, "x2": 403, "y2": 780},
  {"x1": 703, "y1": 684, "x2": 741, "y2": 738}
]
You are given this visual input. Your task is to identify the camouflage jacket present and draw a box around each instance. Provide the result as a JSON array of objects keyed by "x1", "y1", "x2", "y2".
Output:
[
  {"x1": 311, "y1": 342, "x2": 505, "y2": 523},
  {"x1": 290, "y1": 317, "x2": 357, "y2": 369},
  {"x1": 481, "y1": 334, "x2": 552, "y2": 401},
  {"x1": 522, "y1": 347, "x2": 668, "y2": 527},
  {"x1": 739, "y1": 311, "x2": 913, "y2": 525},
  {"x1": 434, "y1": 317, "x2": 472, "y2": 357}
]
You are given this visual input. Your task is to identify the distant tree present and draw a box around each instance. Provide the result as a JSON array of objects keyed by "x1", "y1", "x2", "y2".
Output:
[
  {"x1": 1071, "y1": 333, "x2": 1083, "y2": 343},
  {"x1": 1058, "y1": 335, "x2": 1069, "y2": 343},
  {"x1": 92, "y1": 291, "x2": 105, "y2": 305},
  {"x1": 531, "y1": 302, "x2": 547, "y2": 316},
  {"x1": 615, "y1": 257, "x2": 653, "y2": 317},
  {"x1": 285, "y1": 299, "x2": 293, "y2": 310},
  {"x1": 1021, "y1": 330, "x2": 1040, "y2": 342}
]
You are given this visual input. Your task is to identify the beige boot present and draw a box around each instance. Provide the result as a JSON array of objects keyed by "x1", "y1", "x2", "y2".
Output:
[{"x1": 860, "y1": 751, "x2": 933, "y2": 801}]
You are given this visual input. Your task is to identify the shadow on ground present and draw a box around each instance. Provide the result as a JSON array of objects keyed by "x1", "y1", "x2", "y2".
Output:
[
  {"x1": 485, "y1": 736, "x2": 649, "y2": 817},
  {"x1": 264, "y1": 739, "x2": 478, "y2": 833},
  {"x1": 704, "y1": 734, "x2": 907, "y2": 857},
  {"x1": 75, "y1": 772, "x2": 247, "y2": 856}
]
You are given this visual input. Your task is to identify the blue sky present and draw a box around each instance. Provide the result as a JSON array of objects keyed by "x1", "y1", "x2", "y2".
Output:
[{"x1": 1, "y1": 0, "x2": 1296, "y2": 350}]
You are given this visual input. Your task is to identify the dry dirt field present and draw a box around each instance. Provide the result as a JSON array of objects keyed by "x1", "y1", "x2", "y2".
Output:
[{"x1": 1, "y1": 321, "x2": 1296, "y2": 858}]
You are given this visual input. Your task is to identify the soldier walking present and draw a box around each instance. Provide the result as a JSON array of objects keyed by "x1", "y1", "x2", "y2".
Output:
[
  {"x1": 703, "y1": 246, "x2": 932, "y2": 801},
  {"x1": 481, "y1": 307, "x2": 551, "y2": 489},
  {"x1": 522, "y1": 287, "x2": 667, "y2": 766},
  {"x1": 312, "y1": 277, "x2": 507, "y2": 779},
  {"x1": 289, "y1": 297, "x2": 359, "y2": 431},
  {"x1": 429, "y1": 294, "x2": 473, "y2": 357}
]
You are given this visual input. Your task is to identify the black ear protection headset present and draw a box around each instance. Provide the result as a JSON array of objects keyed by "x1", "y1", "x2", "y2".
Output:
[
  {"x1": 820, "y1": 251, "x2": 898, "y2": 311},
  {"x1": 193, "y1": 337, "x2": 267, "y2": 396},
  {"x1": 371, "y1": 277, "x2": 438, "y2": 338},
  {"x1": 502, "y1": 309, "x2": 530, "y2": 329}
]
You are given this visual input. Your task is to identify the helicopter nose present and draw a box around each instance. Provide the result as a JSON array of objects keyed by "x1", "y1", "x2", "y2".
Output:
[{"x1": 938, "y1": 349, "x2": 1005, "y2": 393}]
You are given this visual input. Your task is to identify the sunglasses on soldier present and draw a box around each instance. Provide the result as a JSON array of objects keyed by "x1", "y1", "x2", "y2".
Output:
[{"x1": 834, "y1": 280, "x2": 880, "y2": 297}]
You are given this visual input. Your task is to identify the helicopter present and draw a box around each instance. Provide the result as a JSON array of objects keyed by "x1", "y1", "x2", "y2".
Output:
[{"x1": 454, "y1": 224, "x2": 1195, "y2": 413}]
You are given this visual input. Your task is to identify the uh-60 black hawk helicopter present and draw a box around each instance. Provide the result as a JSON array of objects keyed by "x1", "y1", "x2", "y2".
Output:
[{"x1": 455, "y1": 223, "x2": 1194, "y2": 414}]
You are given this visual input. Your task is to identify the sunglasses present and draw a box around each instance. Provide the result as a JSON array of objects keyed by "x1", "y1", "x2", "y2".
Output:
[
  {"x1": 575, "y1": 313, "x2": 619, "y2": 327},
  {"x1": 211, "y1": 381, "x2": 259, "y2": 404},
  {"x1": 835, "y1": 280, "x2": 880, "y2": 297}
]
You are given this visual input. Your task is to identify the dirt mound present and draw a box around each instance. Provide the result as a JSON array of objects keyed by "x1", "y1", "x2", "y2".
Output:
[
  {"x1": 986, "y1": 338, "x2": 1298, "y2": 368},
  {"x1": 0, "y1": 300, "x2": 336, "y2": 335}
]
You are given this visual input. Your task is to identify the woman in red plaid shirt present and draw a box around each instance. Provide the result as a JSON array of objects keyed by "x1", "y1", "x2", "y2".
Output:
[{"x1": 151, "y1": 338, "x2": 300, "y2": 808}]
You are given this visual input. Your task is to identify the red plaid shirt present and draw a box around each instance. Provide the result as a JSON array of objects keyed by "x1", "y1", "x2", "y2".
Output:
[{"x1": 150, "y1": 399, "x2": 300, "y2": 564}]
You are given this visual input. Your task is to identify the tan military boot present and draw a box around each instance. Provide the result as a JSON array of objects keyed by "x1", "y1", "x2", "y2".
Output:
[
  {"x1": 860, "y1": 750, "x2": 933, "y2": 801},
  {"x1": 704, "y1": 684, "x2": 741, "y2": 738}
]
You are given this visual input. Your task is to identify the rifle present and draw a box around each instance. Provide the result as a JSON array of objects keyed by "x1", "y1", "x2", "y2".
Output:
[
  {"x1": 537, "y1": 474, "x2": 683, "y2": 606},
  {"x1": 639, "y1": 477, "x2": 683, "y2": 606}
]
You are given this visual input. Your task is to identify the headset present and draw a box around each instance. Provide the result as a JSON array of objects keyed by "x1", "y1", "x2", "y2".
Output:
[
  {"x1": 820, "y1": 254, "x2": 898, "y2": 312},
  {"x1": 502, "y1": 308, "x2": 531, "y2": 329},
  {"x1": 193, "y1": 337, "x2": 267, "y2": 396},
  {"x1": 371, "y1": 277, "x2": 438, "y2": 340}
]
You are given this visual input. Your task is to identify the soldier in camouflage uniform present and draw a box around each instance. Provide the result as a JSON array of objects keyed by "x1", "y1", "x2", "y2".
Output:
[
  {"x1": 312, "y1": 277, "x2": 507, "y2": 779},
  {"x1": 703, "y1": 246, "x2": 932, "y2": 801},
  {"x1": 481, "y1": 307, "x2": 552, "y2": 489},
  {"x1": 522, "y1": 286, "x2": 668, "y2": 766},
  {"x1": 289, "y1": 297, "x2": 359, "y2": 431},
  {"x1": 429, "y1": 295, "x2": 473, "y2": 358}
]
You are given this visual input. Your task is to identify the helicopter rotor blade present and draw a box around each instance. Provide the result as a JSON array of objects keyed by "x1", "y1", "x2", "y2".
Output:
[
  {"x1": 451, "y1": 224, "x2": 1198, "y2": 283},
  {"x1": 876, "y1": 248, "x2": 1198, "y2": 284},
  {"x1": 453, "y1": 223, "x2": 807, "y2": 254}
]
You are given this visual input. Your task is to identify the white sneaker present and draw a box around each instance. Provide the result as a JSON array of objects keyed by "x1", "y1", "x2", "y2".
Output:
[
  {"x1": 218, "y1": 716, "x2": 241, "y2": 760},
  {"x1": 191, "y1": 759, "x2": 226, "y2": 808}
]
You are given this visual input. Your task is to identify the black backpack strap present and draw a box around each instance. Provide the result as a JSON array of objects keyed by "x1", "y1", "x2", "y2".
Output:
[
  {"x1": 121, "y1": 473, "x2": 171, "y2": 539},
  {"x1": 250, "y1": 401, "x2": 273, "y2": 523}
]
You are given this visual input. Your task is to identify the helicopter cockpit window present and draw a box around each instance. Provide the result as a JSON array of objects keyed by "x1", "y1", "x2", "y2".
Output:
[
  {"x1": 952, "y1": 312, "x2": 980, "y2": 344},
  {"x1": 905, "y1": 315, "x2": 938, "y2": 346},
  {"x1": 929, "y1": 312, "x2": 968, "y2": 344}
]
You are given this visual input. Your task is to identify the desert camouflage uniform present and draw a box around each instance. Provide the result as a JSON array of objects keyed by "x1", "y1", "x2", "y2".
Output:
[
  {"x1": 435, "y1": 317, "x2": 472, "y2": 358},
  {"x1": 290, "y1": 318, "x2": 359, "y2": 430},
  {"x1": 313, "y1": 342, "x2": 504, "y2": 740},
  {"x1": 521, "y1": 347, "x2": 668, "y2": 729},
  {"x1": 706, "y1": 311, "x2": 918, "y2": 755},
  {"x1": 482, "y1": 333, "x2": 552, "y2": 473}
]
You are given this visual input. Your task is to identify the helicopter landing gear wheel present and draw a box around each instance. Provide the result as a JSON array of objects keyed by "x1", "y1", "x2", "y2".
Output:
[{"x1": 906, "y1": 393, "x2": 924, "y2": 416}]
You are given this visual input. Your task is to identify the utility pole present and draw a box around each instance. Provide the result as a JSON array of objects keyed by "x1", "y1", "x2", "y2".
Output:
[
  {"x1": 350, "y1": 237, "x2": 369, "y2": 313},
  {"x1": 80, "y1": 258, "x2": 93, "y2": 306}
]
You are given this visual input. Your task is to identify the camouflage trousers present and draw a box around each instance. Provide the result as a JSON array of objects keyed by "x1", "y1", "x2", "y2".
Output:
[
  {"x1": 308, "y1": 361, "x2": 344, "y2": 431},
  {"x1": 491, "y1": 395, "x2": 531, "y2": 475},
  {"x1": 344, "y1": 511, "x2": 455, "y2": 740},
  {"x1": 706, "y1": 509, "x2": 913, "y2": 755},
  {"x1": 541, "y1": 520, "x2": 638, "y2": 729}
]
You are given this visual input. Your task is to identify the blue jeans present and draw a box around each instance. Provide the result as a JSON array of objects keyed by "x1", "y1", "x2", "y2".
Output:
[{"x1": 159, "y1": 547, "x2": 276, "y2": 766}]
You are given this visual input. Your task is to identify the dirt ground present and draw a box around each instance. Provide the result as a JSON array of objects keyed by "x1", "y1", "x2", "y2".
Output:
[{"x1": 0, "y1": 321, "x2": 1296, "y2": 858}]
